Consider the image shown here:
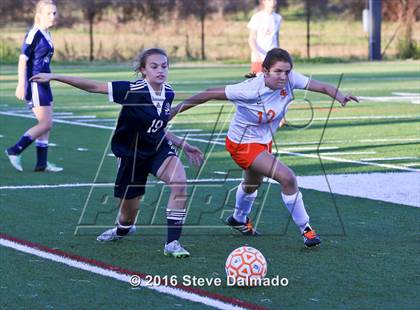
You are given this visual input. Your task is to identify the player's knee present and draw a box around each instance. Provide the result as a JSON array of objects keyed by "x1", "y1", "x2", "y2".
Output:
[
  {"x1": 39, "y1": 119, "x2": 53, "y2": 131},
  {"x1": 276, "y1": 170, "x2": 297, "y2": 190}
]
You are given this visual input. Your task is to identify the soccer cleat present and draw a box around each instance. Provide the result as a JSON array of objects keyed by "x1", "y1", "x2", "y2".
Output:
[
  {"x1": 96, "y1": 226, "x2": 136, "y2": 242},
  {"x1": 163, "y1": 240, "x2": 190, "y2": 258},
  {"x1": 226, "y1": 215, "x2": 260, "y2": 236},
  {"x1": 34, "y1": 162, "x2": 63, "y2": 172},
  {"x1": 5, "y1": 150, "x2": 23, "y2": 171},
  {"x1": 302, "y1": 227, "x2": 321, "y2": 247}
]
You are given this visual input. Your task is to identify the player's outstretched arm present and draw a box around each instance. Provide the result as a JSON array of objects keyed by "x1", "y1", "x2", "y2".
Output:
[
  {"x1": 30, "y1": 73, "x2": 108, "y2": 94},
  {"x1": 170, "y1": 87, "x2": 227, "y2": 119},
  {"x1": 307, "y1": 79, "x2": 359, "y2": 107},
  {"x1": 165, "y1": 130, "x2": 204, "y2": 167}
]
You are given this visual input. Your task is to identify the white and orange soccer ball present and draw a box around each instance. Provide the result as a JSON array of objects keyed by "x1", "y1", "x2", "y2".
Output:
[{"x1": 225, "y1": 246, "x2": 267, "y2": 286}]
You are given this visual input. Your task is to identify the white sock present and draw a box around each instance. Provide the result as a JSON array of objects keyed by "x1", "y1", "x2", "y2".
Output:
[
  {"x1": 233, "y1": 183, "x2": 257, "y2": 223},
  {"x1": 281, "y1": 191, "x2": 310, "y2": 233}
]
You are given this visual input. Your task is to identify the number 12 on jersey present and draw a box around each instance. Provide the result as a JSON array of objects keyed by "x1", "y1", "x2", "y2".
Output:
[{"x1": 257, "y1": 109, "x2": 276, "y2": 124}]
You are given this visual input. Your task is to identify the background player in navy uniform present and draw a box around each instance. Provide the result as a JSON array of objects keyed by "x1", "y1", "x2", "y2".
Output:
[
  {"x1": 5, "y1": 0, "x2": 62, "y2": 172},
  {"x1": 31, "y1": 48, "x2": 204, "y2": 258}
]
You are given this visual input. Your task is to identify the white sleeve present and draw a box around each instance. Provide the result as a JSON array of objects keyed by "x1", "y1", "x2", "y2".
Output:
[
  {"x1": 225, "y1": 80, "x2": 254, "y2": 105},
  {"x1": 247, "y1": 13, "x2": 259, "y2": 31},
  {"x1": 107, "y1": 82, "x2": 114, "y2": 102},
  {"x1": 289, "y1": 70, "x2": 309, "y2": 90}
]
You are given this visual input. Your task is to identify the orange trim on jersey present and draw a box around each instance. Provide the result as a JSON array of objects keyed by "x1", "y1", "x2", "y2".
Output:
[
  {"x1": 250, "y1": 62, "x2": 263, "y2": 73},
  {"x1": 225, "y1": 137, "x2": 272, "y2": 170}
]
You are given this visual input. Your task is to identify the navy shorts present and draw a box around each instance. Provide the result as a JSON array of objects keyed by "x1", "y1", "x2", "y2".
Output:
[
  {"x1": 26, "y1": 81, "x2": 53, "y2": 108},
  {"x1": 114, "y1": 143, "x2": 177, "y2": 199}
]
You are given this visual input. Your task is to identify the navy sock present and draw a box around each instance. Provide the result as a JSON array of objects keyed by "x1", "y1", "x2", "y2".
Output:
[
  {"x1": 166, "y1": 209, "x2": 186, "y2": 244},
  {"x1": 8, "y1": 134, "x2": 34, "y2": 155},
  {"x1": 116, "y1": 226, "x2": 130, "y2": 236},
  {"x1": 35, "y1": 141, "x2": 48, "y2": 168},
  {"x1": 116, "y1": 221, "x2": 132, "y2": 236}
]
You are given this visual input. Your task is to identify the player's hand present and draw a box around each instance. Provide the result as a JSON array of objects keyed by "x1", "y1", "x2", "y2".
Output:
[
  {"x1": 183, "y1": 143, "x2": 204, "y2": 167},
  {"x1": 15, "y1": 83, "x2": 25, "y2": 100},
  {"x1": 279, "y1": 117, "x2": 287, "y2": 128},
  {"x1": 338, "y1": 93, "x2": 359, "y2": 107},
  {"x1": 29, "y1": 73, "x2": 53, "y2": 83}
]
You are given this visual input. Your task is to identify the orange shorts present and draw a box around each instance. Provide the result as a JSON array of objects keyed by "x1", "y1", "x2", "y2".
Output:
[
  {"x1": 225, "y1": 137, "x2": 272, "y2": 170},
  {"x1": 251, "y1": 62, "x2": 263, "y2": 73}
]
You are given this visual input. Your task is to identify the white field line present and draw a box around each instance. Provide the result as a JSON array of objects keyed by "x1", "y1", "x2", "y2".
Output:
[
  {"x1": 360, "y1": 92, "x2": 420, "y2": 104},
  {"x1": 0, "y1": 111, "x2": 115, "y2": 130},
  {"x1": 2, "y1": 173, "x2": 418, "y2": 207},
  {"x1": 5, "y1": 109, "x2": 417, "y2": 123},
  {"x1": 280, "y1": 146, "x2": 339, "y2": 151},
  {"x1": 167, "y1": 129, "x2": 203, "y2": 133},
  {"x1": 300, "y1": 115, "x2": 419, "y2": 121},
  {"x1": 294, "y1": 172, "x2": 420, "y2": 208},
  {"x1": 77, "y1": 119, "x2": 116, "y2": 123},
  {"x1": 360, "y1": 156, "x2": 419, "y2": 162},
  {"x1": 58, "y1": 105, "x2": 120, "y2": 110},
  {"x1": 275, "y1": 150, "x2": 420, "y2": 172},
  {"x1": 0, "y1": 238, "x2": 247, "y2": 310},
  {"x1": 0, "y1": 179, "x2": 243, "y2": 190},
  {"x1": 359, "y1": 96, "x2": 420, "y2": 102},
  {"x1": 172, "y1": 115, "x2": 419, "y2": 125},
  {"x1": 357, "y1": 138, "x2": 419, "y2": 143},
  {"x1": 403, "y1": 163, "x2": 420, "y2": 167},
  {"x1": 54, "y1": 115, "x2": 97, "y2": 119},
  {"x1": 1, "y1": 111, "x2": 418, "y2": 173},
  {"x1": 319, "y1": 151, "x2": 377, "y2": 155},
  {"x1": 6, "y1": 109, "x2": 74, "y2": 116},
  {"x1": 392, "y1": 92, "x2": 420, "y2": 96},
  {"x1": 186, "y1": 135, "x2": 419, "y2": 145},
  {"x1": 187, "y1": 133, "x2": 227, "y2": 137}
]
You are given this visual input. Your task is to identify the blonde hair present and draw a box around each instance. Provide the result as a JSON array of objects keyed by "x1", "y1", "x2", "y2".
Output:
[
  {"x1": 133, "y1": 48, "x2": 168, "y2": 78},
  {"x1": 34, "y1": 0, "x2": 56, "y2": 24}
]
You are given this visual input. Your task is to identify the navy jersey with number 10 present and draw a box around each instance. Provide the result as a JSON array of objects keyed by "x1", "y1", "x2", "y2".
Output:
[{"x1": 108, "y1": 79, "x2": 175, "y2": 159}]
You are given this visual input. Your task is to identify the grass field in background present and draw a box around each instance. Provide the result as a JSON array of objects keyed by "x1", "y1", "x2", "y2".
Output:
[
  {"x1": 2, "y1": 19, "x2": 420, "y2": 63},
  {"x1": 1, "y1": 61, "x2": 419, "y2": 309}
]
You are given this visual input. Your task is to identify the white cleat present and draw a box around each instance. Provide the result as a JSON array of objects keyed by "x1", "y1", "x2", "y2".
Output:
[
  {"x1": 5, "y1": 150, "x2": 23, "y2": 172},
  {"x1": 96, "y1": 226, "x2": 136, "y2": 242},
  {"x1": 163, "y1": 240, "x2": 190, "y2": 258},
  {"x1": 34, "y1": 162, "x2": 63, "y2": 172}
]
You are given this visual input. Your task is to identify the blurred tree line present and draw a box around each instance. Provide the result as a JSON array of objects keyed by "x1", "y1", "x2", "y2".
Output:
[{"x1": 1, "y1": 0, "x2": 419, "y2": 61}]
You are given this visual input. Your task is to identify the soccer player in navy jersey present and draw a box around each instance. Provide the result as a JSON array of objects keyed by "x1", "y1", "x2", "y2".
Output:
[
  {"x1": 5, "y1": 0, "x2": 62, "y2": 172},
  {"x1": 31, "y1": 48, "x2": 204, "y2": 258}
]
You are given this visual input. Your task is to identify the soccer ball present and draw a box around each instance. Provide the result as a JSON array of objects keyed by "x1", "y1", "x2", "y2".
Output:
[{"x1": 225, "y1": 246, "x2": 267, "y2": 286}]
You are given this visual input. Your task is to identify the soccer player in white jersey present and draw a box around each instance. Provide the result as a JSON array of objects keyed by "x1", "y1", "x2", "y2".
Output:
[
  {"x1": 5, "y1": 0, "x2": 62, "y2": 172},
  {"x1": 172, "y1": 48, "x2": 358, "y2": 247},
  {"x1": 31, "y1": 48, "x2": 204, "y2": 258},
  {"x1": 246, "y1": 0, "x2": 282, "y2": 78}
]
